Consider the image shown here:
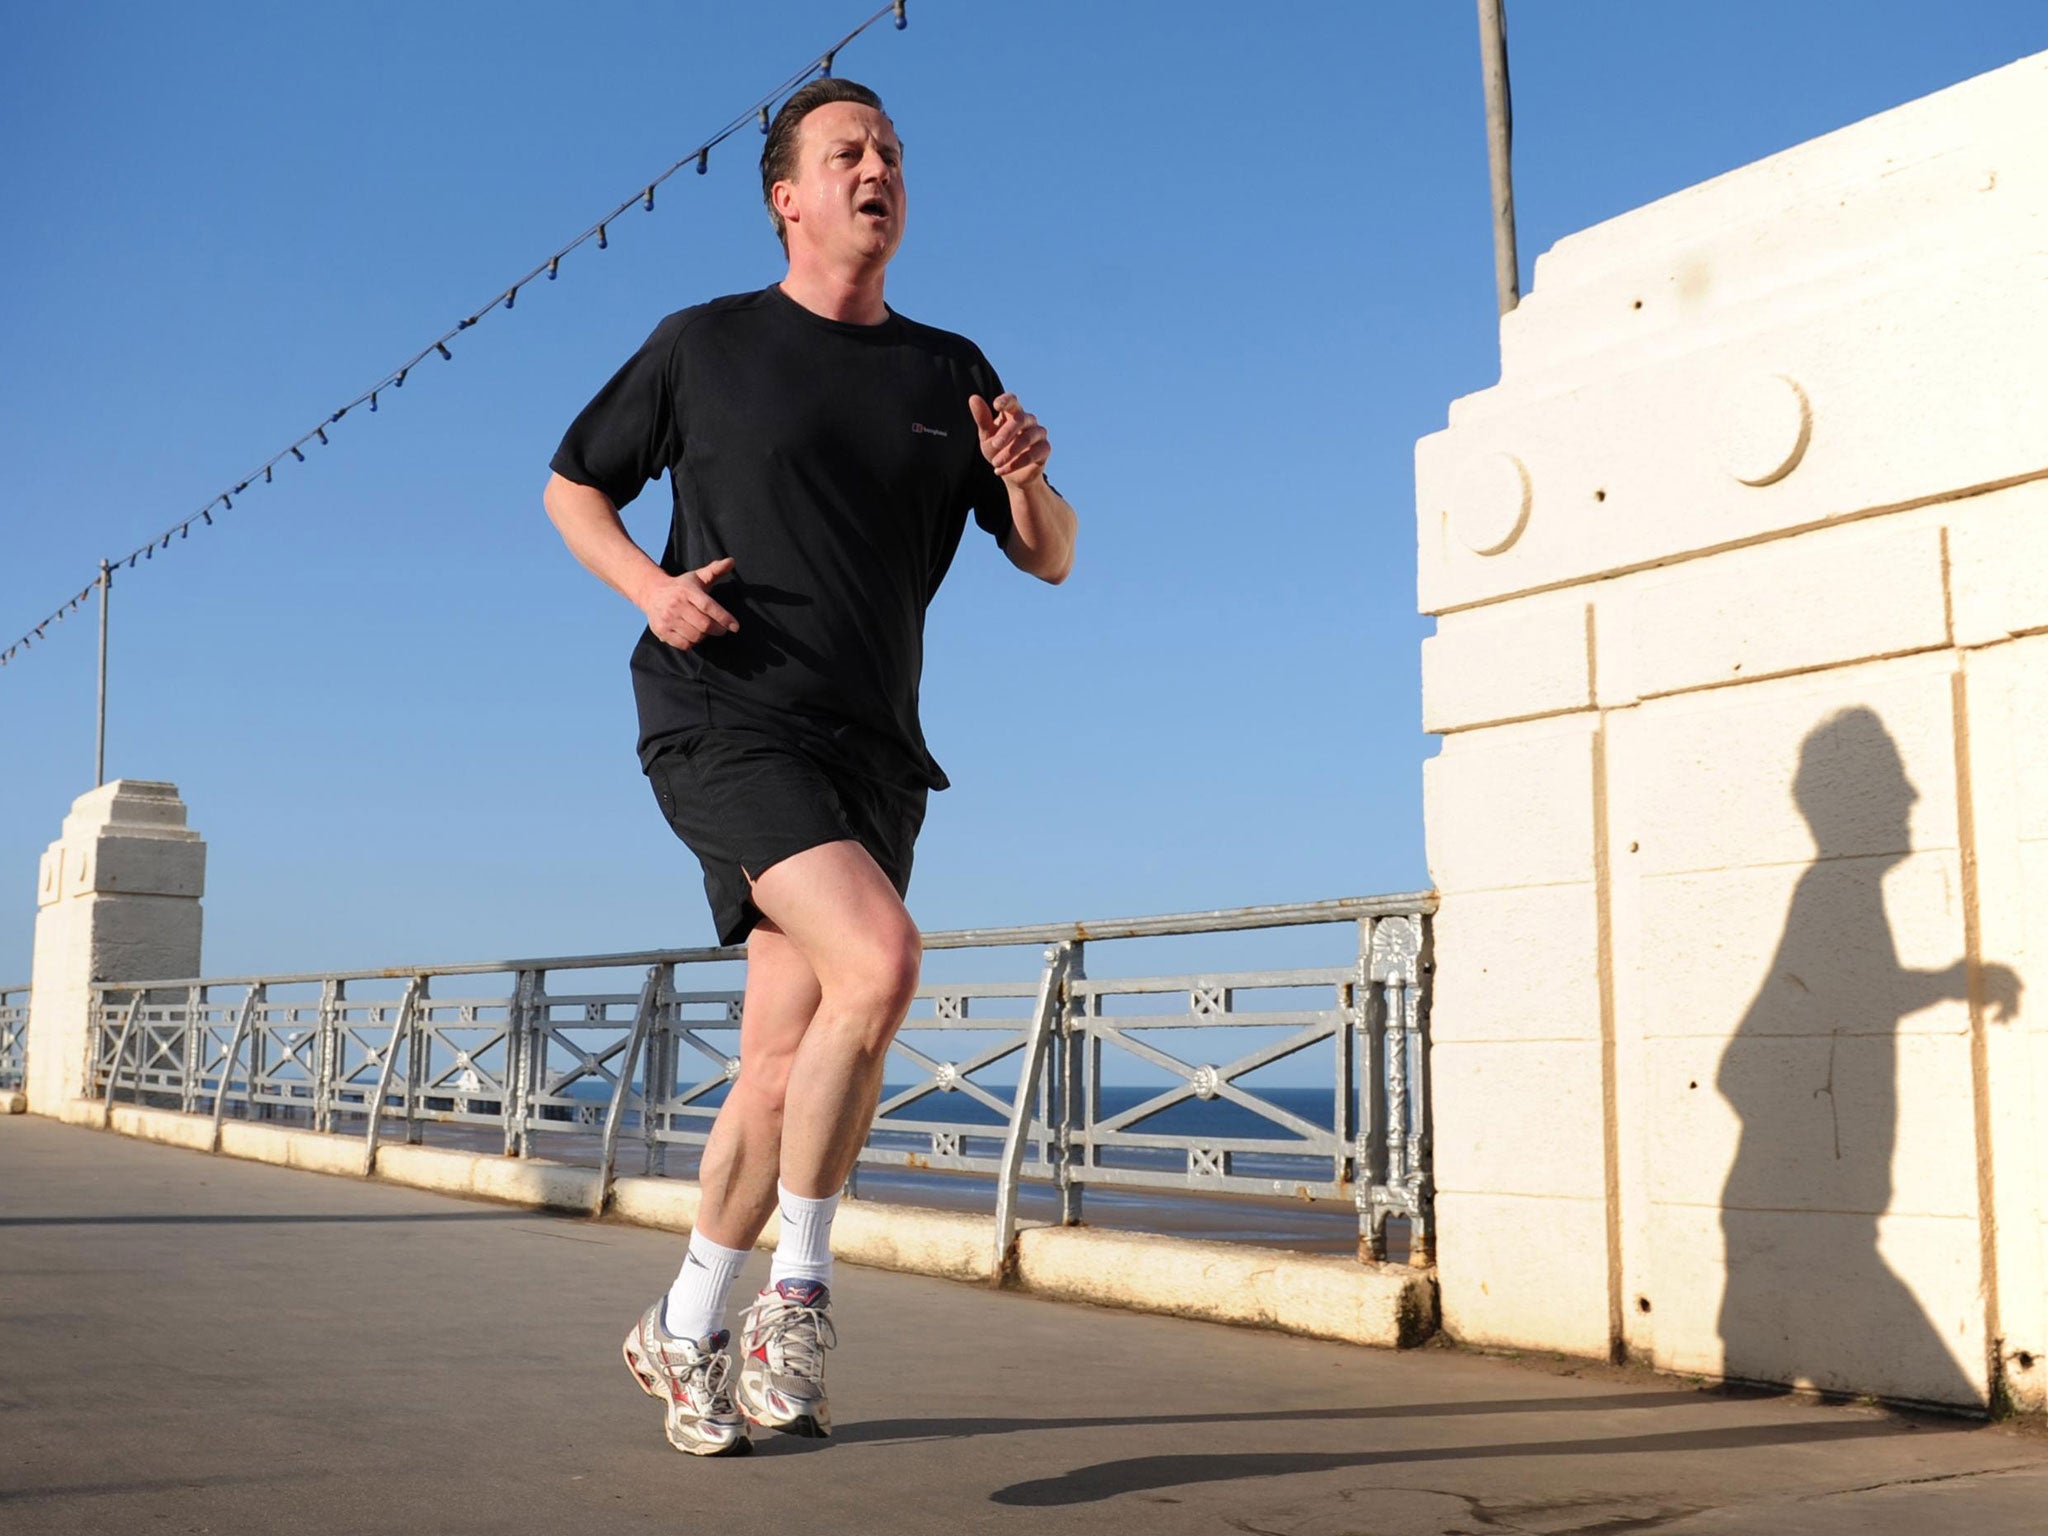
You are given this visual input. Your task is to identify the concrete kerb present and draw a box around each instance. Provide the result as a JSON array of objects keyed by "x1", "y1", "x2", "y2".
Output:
[
  {"x1": 1013, "y1": 1223, "x2": 1440, "y2": 1348},
  {"x1": 51, "y1": 1096, "x2": 109, "y2": 1130},
  {"x1": 57, "y1": 1098, "x2": 1438, "y2": 1348}
]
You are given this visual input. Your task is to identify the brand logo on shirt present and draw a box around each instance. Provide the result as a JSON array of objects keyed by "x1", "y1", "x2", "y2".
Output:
[{"x1": 910, "y1": 422, "x2": 948, "y2": 437}]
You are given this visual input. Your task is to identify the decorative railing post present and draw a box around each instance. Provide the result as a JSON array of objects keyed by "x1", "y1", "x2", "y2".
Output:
[
  {"x1": 403, "y1": 976, "x2": 427, "y2": 1145},
  {"x1": 639, "y1": 1010, "x2": 663, "y2": 1178},
  {"x1": 504, "y1": 968, "x2": 537, "y2": 1157},
  {"x1": 1382, "y1": 962, "x2": 1413, "y2": 1248},
  {"x1": 314, "y1": 978, "x2": 342, "y2": 1133},
  {"x1": 1054, "y1": 941, "x2": 1086, "y2": 1227},
  {"x1": 1356, "y1": 933, "x2": 1389, "y2": 1261},
  {"x1": 249, "y1": 992, "x2": 272, "y2": 1122},
  {"x1": 645, "y1": 986, "x2": 696, "y2": 1179},
  {"x1": 1338, "y1": 918, "x2": 1363, "y2": 1218},
  {"x1": 523, "y1": 968, "x2": 550, "y2": 1159},
  {"x1": 1406, "y1": 916, "x2": 1436, "y2": 1265},
  {"x1": 84, "y1": 987, "x2": 102, "y2": 1095},
  {"x1": 1355, "y1": 912, "x2": 1433, "y2": 1266},
  {"x1": 179, "y1": 984, "x2": 202, "y2": 1115}
]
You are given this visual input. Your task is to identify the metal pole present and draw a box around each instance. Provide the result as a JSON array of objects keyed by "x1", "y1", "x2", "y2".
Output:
[
  {"x1": 103, "y1": 992, "x2": 143, "y2": 1112},
  {"x1": 992, "y1": 944, "x2": 1071, "y2": 1284},
  {"x1": 595, "y1": 966, "x2": 663, "y2": 1217},
  {"x1": 95, "y1": 559, "x2": 111, "y2": 786},
  {"x1": 362, "y1": 979, "x2": 422, "y2": 1175},
  {"x1": 211, "y1": 988, "x2": 263, "y2": 1153},
  {"x1": 1476, "y1": 0, "x2": 1520, "y2": 316}
]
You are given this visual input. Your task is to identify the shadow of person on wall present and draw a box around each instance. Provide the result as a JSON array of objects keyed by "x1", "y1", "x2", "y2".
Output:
[{"x1": 1717, "y1": 706, "x2": 2018, "y2": 1408}]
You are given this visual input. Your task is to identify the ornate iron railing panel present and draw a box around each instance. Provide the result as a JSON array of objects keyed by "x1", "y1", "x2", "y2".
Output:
[
  {"x1": 244, "y1": 992, "x2": 334, "y2": 1117},
  {"x1": 1, "y1": 985, "x2": 30, "y2": 1090},
  {"x1": 313, "y1": 984, "x2": 421, "y2": 1130},
  {"x1": 1068, "y1": 967, "x2": 1357, "y2": 1196},
  {"x1": 856, "y1": 978, "x2": 1052, "y2": 1180},
  {"x1": 84, "y1": 895, "x2": 1435, "y2": 1265},
  {"x1": 633, "y1": 986, "x2": 747, "y2": 1174}
]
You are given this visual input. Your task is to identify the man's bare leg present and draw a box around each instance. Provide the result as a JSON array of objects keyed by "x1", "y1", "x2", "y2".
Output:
[
  {"x1": 665, "y1": 833, "x2": 915, "y2": 1322},
  {"x1": 706, "y1": 840, "x2": 916, "y2": 1438},
  {"x1": 746, "y1": 839, "x2": 922, "y2": 1200},
  {"x1": 659, "y1": 919, "x2": 821, "y2": 1347},
  {"x1": 745, "y1": 843, "x2": 921, "y2": 1204},
  {"x1": 690, "y1": 919, "x2": 822, "y2": 1250}
]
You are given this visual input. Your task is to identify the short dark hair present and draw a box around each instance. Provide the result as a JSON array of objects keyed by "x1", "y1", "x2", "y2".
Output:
[{"x1": 760, "y1": 77, "x2": 886, "y2": 251}]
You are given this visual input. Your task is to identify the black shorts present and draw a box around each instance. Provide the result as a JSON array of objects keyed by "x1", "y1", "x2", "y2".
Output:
[{"x1": 646, "y1": 728, "x2": 927, "y2": 946}]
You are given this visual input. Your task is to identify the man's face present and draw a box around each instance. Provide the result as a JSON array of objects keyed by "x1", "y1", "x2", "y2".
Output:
[{"x1": 778, "y1": 101, "x2": 905, "y2": 268}]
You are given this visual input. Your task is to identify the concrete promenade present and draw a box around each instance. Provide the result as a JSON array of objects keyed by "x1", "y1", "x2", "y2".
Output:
[{"x1": 4, "y1": 1115, "x2": 2046, "y2": 1536}]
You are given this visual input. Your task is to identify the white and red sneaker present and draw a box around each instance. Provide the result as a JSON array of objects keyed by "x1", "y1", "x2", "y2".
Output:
[
  {"x1": 622, "y1": 1302, "x2": 750, "y2": 1457},
  {"x1": 736, "y1": 1279, "x2": 837, "y2": 1438}
]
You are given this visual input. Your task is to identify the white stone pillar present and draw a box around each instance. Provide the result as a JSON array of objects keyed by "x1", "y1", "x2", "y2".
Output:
[
  {"x1": 1415, "y1": 51, "x2": 2048, "y2": 1411},
  {"x1": 27, "y1": 781, "x2": 205, "y2": 1118}
]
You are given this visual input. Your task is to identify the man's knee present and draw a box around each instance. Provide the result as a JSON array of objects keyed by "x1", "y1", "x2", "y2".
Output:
[
  {"x1": 733, "y1": 1053, "x2": 797, "y2": 1116},
  {"x1": 826, "y1": 921, "x2": 922, "y2": 1028}
]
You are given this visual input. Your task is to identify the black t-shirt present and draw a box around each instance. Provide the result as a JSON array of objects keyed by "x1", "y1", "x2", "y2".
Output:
[{"x1": 550, "y1": 286, "x2": 1013, "y2": 790}]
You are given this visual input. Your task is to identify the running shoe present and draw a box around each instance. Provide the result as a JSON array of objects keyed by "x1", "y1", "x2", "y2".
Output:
[
  {"x1": 736, "y1": 1278, "x2": 837, "y2": 1438},
  {"x1": 621, "y1": 1301, "x2": 750, "y2": 1457}
]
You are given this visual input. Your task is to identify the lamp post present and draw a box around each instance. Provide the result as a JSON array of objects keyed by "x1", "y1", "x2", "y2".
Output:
[
  {"x1": 95, "y1": 560, "x2": 110, "y2": 786},
  {"x1": 1477, "y1": 0, "x2": 1520, "y2": 317}
]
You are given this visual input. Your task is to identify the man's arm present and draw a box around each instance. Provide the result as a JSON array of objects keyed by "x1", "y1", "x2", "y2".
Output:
[
  {"x1": 542, "y1": 471, "x2": 738, "y2": 648},
  {"x1": 1002, "y1": 478, "x2": 1078, "y2": 585},
  {"x1": 970, "y1": 393, "x2": 1076, "y2": 585}
]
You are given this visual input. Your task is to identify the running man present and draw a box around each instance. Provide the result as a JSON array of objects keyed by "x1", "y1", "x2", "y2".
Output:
[{"x1": 542, "y1": 77, "x2": 1076, "y2": 1456}]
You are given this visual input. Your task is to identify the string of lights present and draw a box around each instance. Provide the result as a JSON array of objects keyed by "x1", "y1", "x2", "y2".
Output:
[{"x1": 2, "y1": 0, "x2": 908, "y2": 671}]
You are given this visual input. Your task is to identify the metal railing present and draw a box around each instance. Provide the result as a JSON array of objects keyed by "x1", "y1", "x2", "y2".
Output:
[
  {"x1": 0, "y1": 985, "x2": 26, "y2": 1091},
  {"x1": 85, "y1": 894, "x2": 1436, "y2": 1267}
]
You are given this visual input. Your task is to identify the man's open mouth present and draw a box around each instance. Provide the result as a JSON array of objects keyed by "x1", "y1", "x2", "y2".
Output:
[{"x1": 858, "y1": 198, "x2": 890, "y2": 218}]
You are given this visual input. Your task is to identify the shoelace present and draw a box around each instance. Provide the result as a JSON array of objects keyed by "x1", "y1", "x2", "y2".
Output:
[
  {"x1": 658, "y1": 1334, "x2": 737, "y2": 1413},
  {"x1": 752, "y1": 1296, "x2": 838, "y2": 1379}
]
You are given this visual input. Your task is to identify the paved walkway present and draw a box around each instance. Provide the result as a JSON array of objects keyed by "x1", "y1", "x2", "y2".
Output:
[{"x1": 4, "y1": 1114, "x2": 2045, "y2": 1535}]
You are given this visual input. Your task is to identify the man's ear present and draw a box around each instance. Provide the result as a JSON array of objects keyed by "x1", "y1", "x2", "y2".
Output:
[{"x1": 771, "y1": 178, "x2": 801, "y2": 231}]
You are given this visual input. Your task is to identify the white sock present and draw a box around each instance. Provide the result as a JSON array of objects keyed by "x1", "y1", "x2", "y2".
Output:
[
  {"x1": 768, "y1": 1182, "x2": 841, "y2": 1290},
  {"x1": 665, "y1": 1230, "x2": 748, "y2": 1341}
]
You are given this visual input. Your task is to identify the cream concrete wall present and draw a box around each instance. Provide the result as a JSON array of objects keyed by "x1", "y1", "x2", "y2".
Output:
[
  {"x1": 1417, "y1": 50, "x2": 2048, "y2": 1411},
  {"x1": 26, "y1": 781, "x2": 205, "y2": 1114}
]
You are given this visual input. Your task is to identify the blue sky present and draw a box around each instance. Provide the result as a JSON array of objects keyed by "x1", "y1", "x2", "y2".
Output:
[{"x1": 4, "y1": 1, "x2": 2044, "y2": 985}]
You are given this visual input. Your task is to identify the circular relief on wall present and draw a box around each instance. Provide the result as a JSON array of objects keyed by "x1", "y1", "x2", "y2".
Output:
[
  {"x1": 1718, "y1": 372, "x2": 1812, "y2": 487},
  {"x1": 1447, "y1": 450, "x2": 1532, "y2": 556}
]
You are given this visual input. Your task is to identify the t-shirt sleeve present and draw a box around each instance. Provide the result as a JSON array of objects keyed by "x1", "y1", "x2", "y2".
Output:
[
  {"x1": 549, "y1": 314, "x2": 685, "y2": 510},
  {"x1": 964, "y1": 348, "x2": 1012, "y2": 548}
]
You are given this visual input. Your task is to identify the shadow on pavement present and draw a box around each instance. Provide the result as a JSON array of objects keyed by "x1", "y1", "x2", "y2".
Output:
[
  {"x1": 988, "y1": 1418, "x2": 1926, "y2": 1506},
  {"x1": 0, "y1": 1472, "x2": 301, "y2": 1505},
  {"x1": 839, "y1": 1390, "x2": 1716, "y2": 1446},
  {"x1": 0, "y1": 1210, "x2": 532, "y2": 1227}
]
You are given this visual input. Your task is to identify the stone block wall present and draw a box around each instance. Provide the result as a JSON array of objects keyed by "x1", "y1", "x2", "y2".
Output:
[
  {"x1": 27, "y1": 781, "x2": 205, "y2": 1113},
  {"x1": 1416, "y1": 51, "x2": 2048, "y2": 1410}
]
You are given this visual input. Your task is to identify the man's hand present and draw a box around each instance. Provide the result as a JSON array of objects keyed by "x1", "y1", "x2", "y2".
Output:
[
  {"x1": 638, "y1": 557, "x2": 740, "y2": 650},
  {"x1": 970, "y1": 393, "x2": 1050, "y2": 488}
]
